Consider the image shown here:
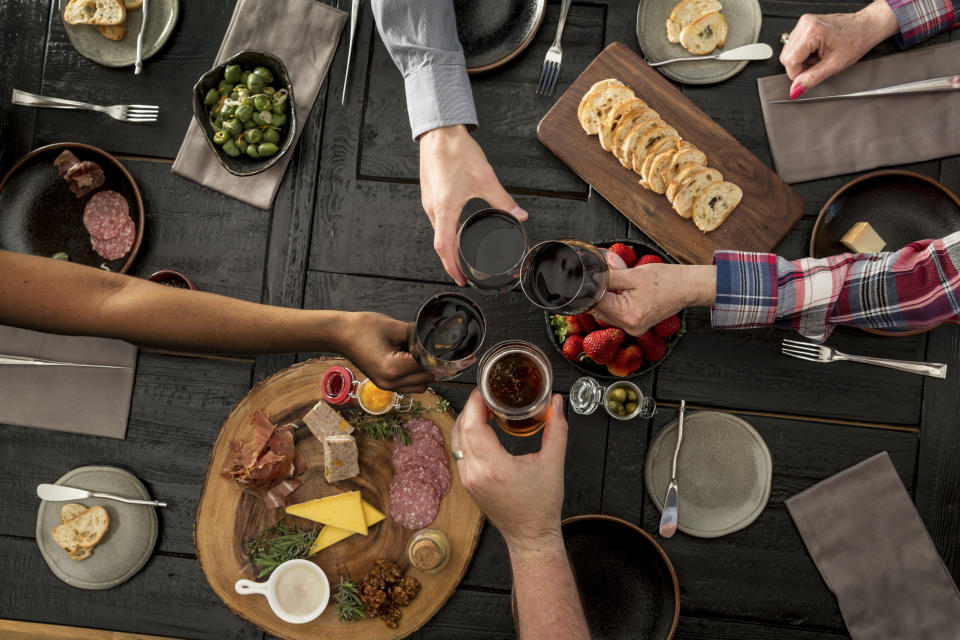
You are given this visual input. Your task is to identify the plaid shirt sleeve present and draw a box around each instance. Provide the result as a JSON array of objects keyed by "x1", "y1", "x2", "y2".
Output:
[
  {"x1": 711, "y1": 231, "x2": 960, "y2": 342},
  {"x1": 884, "y1": 0, "x2": 960, "y2": 48}
]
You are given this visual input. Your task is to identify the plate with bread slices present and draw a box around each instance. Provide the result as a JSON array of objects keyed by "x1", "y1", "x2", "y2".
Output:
[
  {"x1": 636, "y1": 0, "x2": 761, "y2": 84},
  {"x1": 60, "y1": 0, "x2": 179, "y2": 68},
  {"x1": 35, "y1": 465, "x2": 158, "y2": 590}
]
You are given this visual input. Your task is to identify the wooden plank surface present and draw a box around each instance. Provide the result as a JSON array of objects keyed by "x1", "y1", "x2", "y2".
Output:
[
  {"x1": 0, "y1": 619, "x2": 186, "y2": 640},
  {"x1": 537, "y1": 42, "x2": 805, "y2": 264}
]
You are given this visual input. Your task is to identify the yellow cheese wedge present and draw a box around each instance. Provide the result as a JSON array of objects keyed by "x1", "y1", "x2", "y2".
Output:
[
  {"x1": 308, "y1": 500, "x2": 386, "y2": 555},
  {"x1": 285, "y1": 491, "x2": 368, "y2": 535},
  {"x1": 840, "y1": 222, "x2": 886, "y2": 253}
]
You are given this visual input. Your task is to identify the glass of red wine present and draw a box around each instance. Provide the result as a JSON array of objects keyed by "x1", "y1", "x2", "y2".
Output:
[
  {"x1": 408, "y1": 292, "x2": 486, "y2": 381},
  {"x1": 457, "y1": 208, "x2": 529, "y2": 292},
  {"x1": 519, "y1": 239, "x2": 611, "y2": 315},
  {"x1": 477, "y1": 340, "x2": 553, "y2": 437}
]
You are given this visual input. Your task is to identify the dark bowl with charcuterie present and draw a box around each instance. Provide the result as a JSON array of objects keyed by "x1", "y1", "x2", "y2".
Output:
[
  {"x1": 0, "y1": 142, "x2": 144, "y2": 272},
  {"x1": 544, "y1": 239, "x2": 686, "y2": 381},
  {"x1": 192, "y1": 50, "x2": 297, "y2": 177}
]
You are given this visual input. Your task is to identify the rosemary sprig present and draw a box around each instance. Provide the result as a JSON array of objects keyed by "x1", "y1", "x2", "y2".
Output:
[
  {"x1": 334, "y1": 577, "x2": 366, "y2": 622},
  {"x1": 348, "y1": 398, "x2": 450, "y2": 444},
  {"x1": 247, "y1": 521, "x2": 317, "y2": 579}
]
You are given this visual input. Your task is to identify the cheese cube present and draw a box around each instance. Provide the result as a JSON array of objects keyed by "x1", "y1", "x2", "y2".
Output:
[
  {"x1": 303, "y1": 399, "x2": 354, "y2": 439},
  {"x1": 308, "y1": 500, "x2": 385, "y2": 555},
  {"x1": 286, "y1": 491, "x2": 368, "y2": 535},
  {"x1": 323, "y1": 434, "x2": 359, "y2": 483},
  {"x1": 840, "y1": 222, "x2": 886, "y2": 254}
]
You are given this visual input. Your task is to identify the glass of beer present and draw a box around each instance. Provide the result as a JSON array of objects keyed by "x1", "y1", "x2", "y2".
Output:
[
  {"x1": 408, "y1": 292, "x2": 486, "y2": 381},
  {"x1": 519, "y1": 239, "x2": 610, "y2": 315},
  {"x1": 478, "y1": 340, "x2": 553, "y2": 437}
]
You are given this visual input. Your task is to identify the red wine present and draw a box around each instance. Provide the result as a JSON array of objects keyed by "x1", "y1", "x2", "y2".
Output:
[
  {"x1": 458, "y1": 210, "x2": 526, "y2": 291},
  {"x1": 521, "y1": 241, "x2": 609, "y2": 314},
  {"x1": 416, "y1": 295, "x2": 484, "y2": 361}
]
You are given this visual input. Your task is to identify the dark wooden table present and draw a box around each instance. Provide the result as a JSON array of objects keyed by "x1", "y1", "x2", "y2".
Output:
[{"x1": 1, "y1": 1, "x2": 958, "y2": 638}]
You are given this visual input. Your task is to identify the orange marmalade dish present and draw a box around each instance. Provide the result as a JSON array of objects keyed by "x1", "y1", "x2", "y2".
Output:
[{"x1": 359, "y1": 380, "x2": 394, "y2": 413}]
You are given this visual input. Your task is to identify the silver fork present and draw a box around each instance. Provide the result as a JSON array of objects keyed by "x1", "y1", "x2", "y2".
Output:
[
  {"x1": 11, "y1": 89, "x2": 159, "y2": 122},
  {"x1": 536, "y1": 0, "x2": 573, "y2": 96},
  {"x1": 781, "y1": 339, "x2": 947, "y2": 378}
]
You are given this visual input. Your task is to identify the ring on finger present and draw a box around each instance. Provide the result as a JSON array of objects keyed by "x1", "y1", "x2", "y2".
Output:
[{"x1": 452, "y1": 450, "x2": 464, "y2": 460}]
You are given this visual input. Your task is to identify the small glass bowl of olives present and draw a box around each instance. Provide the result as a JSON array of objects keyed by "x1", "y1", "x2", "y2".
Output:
[
  {"x1": 569, "y1": 377, "x2": 657, "y2": 421},
  {"x1": 192, "y1": 50, "x2": 296, "y2": 176}
]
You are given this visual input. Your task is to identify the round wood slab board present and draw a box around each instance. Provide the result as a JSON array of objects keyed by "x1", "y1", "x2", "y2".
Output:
[{"x1": 194, "y1": 358, "x2": 483, "y2": 640}]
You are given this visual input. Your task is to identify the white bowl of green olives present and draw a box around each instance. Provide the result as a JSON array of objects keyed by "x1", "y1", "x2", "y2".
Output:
[{"x1": 192, "y1": 50, "x2": 296, "y2": 176}]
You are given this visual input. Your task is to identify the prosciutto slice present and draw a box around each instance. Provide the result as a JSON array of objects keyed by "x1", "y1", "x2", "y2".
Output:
[{"x1": 223, "y1": 411, "x2": 308, "y2": 506}]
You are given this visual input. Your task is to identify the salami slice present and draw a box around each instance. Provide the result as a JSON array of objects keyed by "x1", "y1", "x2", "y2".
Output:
[
  {"x1": 395, "y1": 464, "x2": 450, "y2": 498},
  {"x1": 91, "y1": 217, "x2": 136, "y2": 261},
  {"x1": 83, "y1": 191, "x2": 129, "y2": 240},
  {"x1": 393, "y1": 442, "x2": 446, "y2": 475},
  {"x1": 389, "y1": 476, "x2": 439, "y2": 529},
  {"x1": 393, "y1": 430, "x2": 447, "y2": 462},
  {"x1": 402, "y1": 418, "x2": 444, "y2": 445}
]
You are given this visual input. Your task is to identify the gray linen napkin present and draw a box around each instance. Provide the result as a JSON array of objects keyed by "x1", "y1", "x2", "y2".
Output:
[
  {"x1": 758, "y1": 41, "x2": 960, "y2": 183},
  {"x1": 172, "y1": 0, "x2": 347, "y2": 209},
  {"x1": 0, "y1": 326, "x2": 137, "y2": 439},
  {"x1": 786, "y1": 451, "x2": 960, "y2": 639}
]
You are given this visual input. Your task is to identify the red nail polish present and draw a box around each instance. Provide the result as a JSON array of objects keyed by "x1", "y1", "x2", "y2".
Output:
[{"x1": 789, "y1": 83, "x2": 806, "y2": 100}]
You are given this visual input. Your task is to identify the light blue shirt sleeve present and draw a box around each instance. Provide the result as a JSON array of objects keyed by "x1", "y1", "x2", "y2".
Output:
[{"x1": 370, "y1": 0, "x2": 478, "y2": 139}]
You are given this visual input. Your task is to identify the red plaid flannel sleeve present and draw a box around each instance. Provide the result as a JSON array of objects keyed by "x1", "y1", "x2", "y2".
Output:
[{"x1": 885, "y1": 0, "x2": 960, "y2": 47}]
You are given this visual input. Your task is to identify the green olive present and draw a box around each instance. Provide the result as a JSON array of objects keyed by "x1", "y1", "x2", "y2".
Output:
[
  {"x1": 257, "y1": 142, "x2": 278, "y2": 157},
  {"x1": 218, "y1": 103, "x2": 236, "y2": 118},
  {"x1": 222, "y1": 139, "x2": 241, "y2": 157},
  {"x1": 607, "y1": 400, "x2": 624, "y2": 415},
  {"x1": 217, "y1": 80, "x2": 234, "y2": 95},
  {"x1": 624, "y1": 402, "x2": 638, "y2": 414},
  {"x1": 236, "y1": 138, "x2": 248, "y2": 153},
  {"x1": 213, "y1": 129, "x2": 229, "y2": 145},
  {"x1": 224, "y1": 64, "x2": 242, "y2": 83},
  {"x1": 240, "y1": 70, "x2": 250, "y2": 84},
  {"x1": 235, "y1": 104, "x2": 253, "y2": 123},
  {"x1": 244, "y1": 120, "x2": 258, "y2": 130},
  {"x1": 51, "y1": 252, "x2": 69, "y2": 261},
  {"x1": 609, "y1": 387, "x2": 627, "y2": 403},
  {"x1": 243, "y1": 128, "x2": 262, "y2": 144},
  {"x1": 252, "y1": 95, "x2": 270, "y2": 111},
  {"x1": 625, "y1": 389, "x2": 638, "y2": 403},
  {"x1": 262, "y1": 127, "x2": 280, "y2": 144},
  {"x1": 251, "y1": 111, "x2": 266, "y2": 126},
  {"x1": 212, "y1": 116, "x2": 224, "y2": 130},
  {"x1": 271, "y1": 112, "x2": 287, "y2": 127},
  {"x1": 271, "y1": 96, "x2": 286, "y2": 115},
  {"x1": 252, "y1": 66, "x2": 274, "y2": 83},
  {"x1": 223, "y1": 118, "x2": 243, "y2": 137},
  {"x1": 203, "y1": 88, "x2": 219, "y2": 106},
  {"x1": 264, "y1": 86, "x2": 275, "y2": 95},
  {"x1": 246, "y1": 73, "x2": 266, "y2": 92},
  {"x1": 246, "y1": 144, "x2": 261, "y2": 159}
]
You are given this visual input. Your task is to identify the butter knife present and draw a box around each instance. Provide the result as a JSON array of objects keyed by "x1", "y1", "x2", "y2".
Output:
[
  {"x1": 659, "y1": 399, "x2": 685, "y2": 539},
  {"x1": 134, "y1": 0, "x2": 149, "y2": 75},
  {"x1": 341, "y1": 0, "x2": 362, "y2": 106},
  {"x1": 38, "y1": 483, "x2": 167, "y2": 507},
  {"x1": 0, "y1": 354, "x2": 127, "y2": 369},
  {"x1": 768, "y1": 74, "x2": 960, "y2": 104}
]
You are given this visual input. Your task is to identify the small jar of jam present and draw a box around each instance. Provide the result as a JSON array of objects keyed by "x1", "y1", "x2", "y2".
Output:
[
  {"x1": 356, "y1": 378, "x2": 414, "y2": 415},
  {"x1": 407, "y1": 528, "x2": 450, "y2": 574}
]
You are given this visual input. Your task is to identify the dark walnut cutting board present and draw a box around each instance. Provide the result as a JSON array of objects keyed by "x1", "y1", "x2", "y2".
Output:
[
  {"x1": 194, "y1": 358, "x2": 483, "y2": 640},
  {"x1": 538, "y1": 42, "x2": 805, "y2": 264}
]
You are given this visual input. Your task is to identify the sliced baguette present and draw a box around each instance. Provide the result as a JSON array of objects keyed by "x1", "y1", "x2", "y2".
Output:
[
  {"x1": 647, "y1": 148, "x2": 685, "y2": 194},
  {"x1": 666, "y1": 18, "x2": 682, "y2": 43},
  {"x1": 69, "y1": 547, "x2": 93, "y2": 561},
  {"x1": 669, "y1": 0, "x2": 722, "y2": 32},
  {"x1": 640, "y1": 136, "x2": 682, "y2": 182},
  {"x1": 663, "y1": 149, "x2": 708, "y2": 199},
  {"x1": 96, "y1": 22, "x2": 126, "y2": 40},
  {"x1": 630, "y1": 125, "x2": 678, "y2": 174},
  {"x1": 52, "y1": 505, "x2": 109, "y2": 555},
  {"x1": 124, "y1": 0, "x2": 142, "y2": 9},
  {"x1": 599, "y1": 98, "x2": 646, "y2": 151},
  {"x1": 64, "y1": 0, "x2": 125, "y2": 25},
  {"x1": 60, "y1": 503, "x2": 88, "y2": 524},
  {"x1": 673, "y1": 167, "x2": 722, "y2": 218},
  {"x1": 680, "y1": 11, "x2": 728, "y2": 55},
  {"x1": 577, "y1": 79, "x2": 632, "y2": 135},
  {"x1": 692, "y1": 181, "x2": 742, "y2": 231},
  {"x1": 609, "y1": 107, "x2": 659, "y2": 159},
  {"x1": 614, "y1": 114, "x2": 661, "y2": 166}
]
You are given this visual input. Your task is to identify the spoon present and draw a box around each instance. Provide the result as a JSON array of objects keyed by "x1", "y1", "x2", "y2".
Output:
[
  {"x1": 658, "y1": 399, "x2": 685, "y2": 538},
  {"x1": 648, "y1": 42, "x2": 773, "y2": 67}
]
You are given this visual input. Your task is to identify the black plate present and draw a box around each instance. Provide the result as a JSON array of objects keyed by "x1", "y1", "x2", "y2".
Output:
[
  {"x1": 811, "y1": 170, "x2": 960, "y2": 336},
  {"x1": 513, "y1": 515, "x2": 680, "y2": 639},
  {"x1": 544, "y1": 239, "x2": 686, "y2": 380},
  {"x1": 455, "y1": 0, "x2": 546, "y2": 74},
  {"x1": 0, "y1": 142, "x2": 144, "y2": 273}
]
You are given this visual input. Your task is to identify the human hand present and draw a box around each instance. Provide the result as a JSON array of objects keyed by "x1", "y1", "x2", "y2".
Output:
[
  {"x1": 780, "y1": 0, "x2": 899, "y2": 98},
  {"x1": 419, "y1": 125, "x2": 528, "y2": 285},
  {"x1": 450, "y1": 390, "x2": 567, "y2": 553},
  {"x1": 591, "y1": 264, "x2": 717, "y2": 336},
  {"x1": 337, "y1": 312, "x2": 434, "y2": 393}
]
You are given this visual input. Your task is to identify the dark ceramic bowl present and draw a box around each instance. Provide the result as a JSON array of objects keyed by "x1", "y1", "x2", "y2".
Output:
[
  {"x1": 192, "y1": 50, "x2": 296, "y2": 177},
  {"x1": 544, "y1": 239, "x2": 687, "y2": 381},
  {"x1": 147, "y1": 269, "x2": 196, "y2": 290}
]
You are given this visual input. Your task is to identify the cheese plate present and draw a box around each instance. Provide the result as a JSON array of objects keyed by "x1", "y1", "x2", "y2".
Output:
[{"x1": 194, "y1": 358, "x2": 483, "y2": 640}]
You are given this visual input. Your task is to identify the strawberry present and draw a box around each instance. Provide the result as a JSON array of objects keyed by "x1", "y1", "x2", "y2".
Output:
[
  {"x1": 582, "y1": 328, "x2": 625, "y2": 365},
  {"x1": 551, "y1": 314, "x2": 582, "y2": 342},
  {"x1": 637, "y1": 331, "x2": 667, "y2": 362},
  {"x1": 575, "y1": 313, "x2": 597, "y2": 332},
  {"x1": 653, "y1": 314, "x2": 682, "y2": 338},
  {"x1": 636, "y1": 254, "x2": 664, "y2": 266},
  {"x1": 607, "y1": 349, "x2": 633, "y2": 377},
  {"x1": 562, "y1": 334, "x2": 585, "y2": 362},
  {"x1": 620, "y1": 344, "x2": 645, "y2": 373},
  {"x1": 608, "y1": 243, "x2": 637, "y2": 267}
]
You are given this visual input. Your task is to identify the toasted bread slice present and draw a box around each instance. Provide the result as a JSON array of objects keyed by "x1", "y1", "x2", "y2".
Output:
[
  {"x1": 614, "y1": 114, "x2": 661, "y2": 166},
  {"x1": 608, "y1": 105, "x2": 659, "y2": 156},
  {"x1": 599, "y1": 98, "x2": 647, "y2": 151},
  {"x1": 669, "y1": 0, "x2": 722, "y2": 31},
  {"x1": 673, "y1": 167, "x2": 722, "y2": 218},
  {"x1": 52, "y1": 505, "x2": 109, "y2": 555},
  {"x1": 64, "y1": 0, "x2": 125, "y2": 25},
  {"x1": 124, "y1": 0, "x2": 142, "y2": 9},
  {"x1": 60, "y1": 503, "x2": 88, "y2": 524},
  {"x1": 578, "y1": 80, "x2": 633, "y2": 135},
  {"x1": 666, "y1": 18, "x2": 682, "y2": 43},
  {"x1": 680, "y1": 11, "x2": 728, "y2": 55},
  {"x1": 96, "y1": 22, "x2": 126, "y2": 40},
  {"x1": 693, "y1": 181, "x2": 742, "y2": 231},
  {"x1": 630, "y1": 125, "x2": 679, "y2": 174},
  {"x1": 640, "y1": 136, "x2": 682, "y2": 182},
  {"x1": 663, "y1": 148, "x2": 707, "y2": 198},
  {"x1": 69, "y1": 547, "x2": 93, "y2": 561}
]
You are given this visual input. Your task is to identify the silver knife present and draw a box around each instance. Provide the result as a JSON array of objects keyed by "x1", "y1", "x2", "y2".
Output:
[
  {"x1": 134, "y1": 0, "x2": 149, "y2": 75},
  {"x1": 0, "y1": 354, "x2": 127, "y2": 369},
  {"x1": 768, "y1": 74, "x2": 960, "y2": 104},
  {"x1": 341, "y1": 0, "x2": 362, "y2": 106},
  {"x1": 648, "y1": 43, "x2": 772, "y2": 67},
  {"x1": 659, "y1": 399, "x2": 685, "y2": 539},
  {"x1": 37, "y1": 483, "x2": 167, "y2": 507}
]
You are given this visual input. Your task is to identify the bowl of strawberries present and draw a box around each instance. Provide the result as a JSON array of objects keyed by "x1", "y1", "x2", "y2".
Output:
[{"x1": 545, "y1": 239, "x2": 686, "y2": 380}]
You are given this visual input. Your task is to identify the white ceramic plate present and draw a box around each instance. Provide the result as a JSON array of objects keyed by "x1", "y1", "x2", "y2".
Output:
[
  {"x1": 645, "y1": 411, "x2": 772, "y2": 537},
  {"x1": 636, "y1": 0, "x2": 762, "y2": 85},
  {"x1": 60, "y1": 0, "x2": 179, "y2": 68},
  {"x1": 35, "y1": 465, "x2": 158, "y2": 590}
]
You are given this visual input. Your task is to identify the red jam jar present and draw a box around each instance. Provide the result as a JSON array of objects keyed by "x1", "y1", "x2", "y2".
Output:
[{"x1": 320, "y1": 366, "x2": 357, "y2": 407}]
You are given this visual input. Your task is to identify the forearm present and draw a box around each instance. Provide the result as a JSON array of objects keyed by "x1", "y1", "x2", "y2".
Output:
[
  {"x1": 881, "y1": 0, "x2": 959, "y2": 48},
  {"x1": 0, "y1": 251, "x2": 347, "y2": 354},
  {"x1": 509, "y1": 535, "x2": 589, "y2": 640}
]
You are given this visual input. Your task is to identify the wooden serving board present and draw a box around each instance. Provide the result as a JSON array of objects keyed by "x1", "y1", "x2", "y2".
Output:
[
  {"x1": 537, "y1": 42, "x2": 805, "y2": 265},
  {"x1": 194, "y1": 358, "x2": 483, "y2": 640}
]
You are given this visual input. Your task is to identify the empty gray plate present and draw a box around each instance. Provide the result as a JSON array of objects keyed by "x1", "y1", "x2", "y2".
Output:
[
  {"x1": 645, "y1": 411, "x2": 772, "y2": 537},
  {"x1": 36, "y1": 466, "x2": 158, "y2": 590},
  {"x1": 60, "y1": 0, "x2": 179, "y2": 68},
  {"x1": 636, "y1": 0, "x2": 762, "y2": 85}
]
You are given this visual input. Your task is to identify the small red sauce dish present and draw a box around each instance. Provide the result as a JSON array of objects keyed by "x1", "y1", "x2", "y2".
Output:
[{"x1": 147, "y1": 270, "x2": 196, "y2": 290}]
